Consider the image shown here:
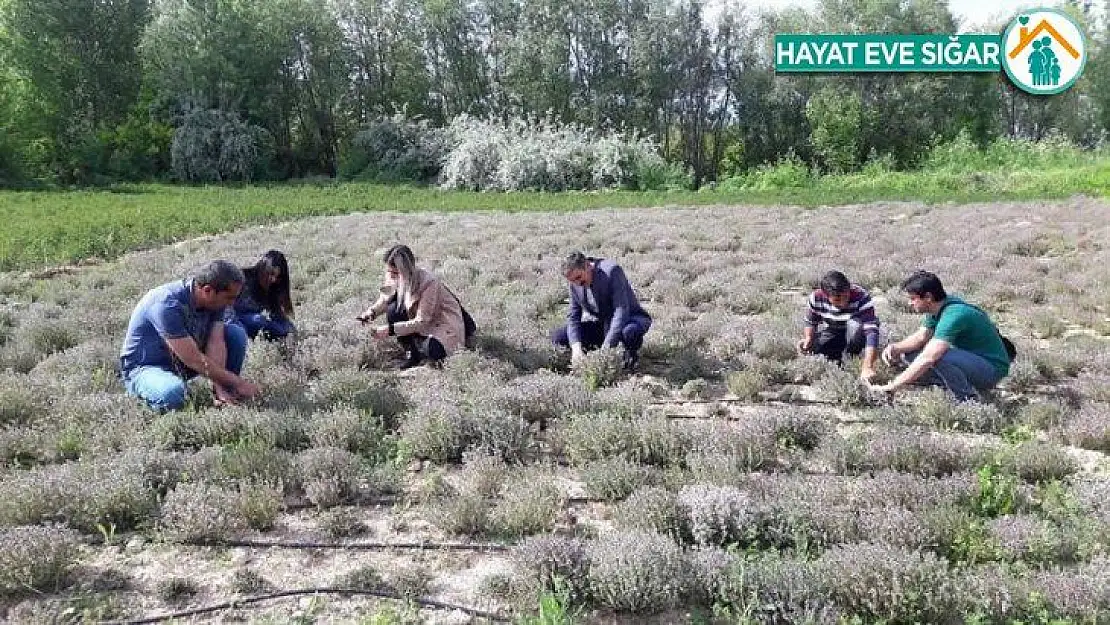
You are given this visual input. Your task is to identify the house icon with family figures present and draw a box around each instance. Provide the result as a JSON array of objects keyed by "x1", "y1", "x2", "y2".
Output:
[{"x1": 1007, "y1": 15, "x2": 1081, "y2": 87}]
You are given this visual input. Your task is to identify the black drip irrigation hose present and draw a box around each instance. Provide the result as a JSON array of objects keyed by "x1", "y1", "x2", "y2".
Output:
[
  {"x1": 657, "y1": 412, "x2": 879, "y2": 425},
  {"x1": 283, "y1": 495, "x2": 402, "y2": 511},
  {"x1": 97, "y1": 587, "x2": 511, "y2": 625},
  {"x1": 645, "y1": 397, "x2": 836, "y2": 407},
  {"x1": 184, "y1": 538, "x2": 512, "y2": 552}
]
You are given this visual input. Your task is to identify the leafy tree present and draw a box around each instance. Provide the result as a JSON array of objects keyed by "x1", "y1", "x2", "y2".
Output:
[
  {"x1": 1, "y1": 0, "x2": 151, "y2": 179},
  {"x1": 170, "y1": 108, "x2": 274, "y2": 182},
  {"x1": 806, "y1": 85, "x2": 864, "y2": 172}
]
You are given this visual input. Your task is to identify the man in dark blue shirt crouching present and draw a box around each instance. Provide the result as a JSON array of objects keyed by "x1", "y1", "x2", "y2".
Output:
[{"x1": 550, "y1": 252, "x2": 652, "y2": 372}]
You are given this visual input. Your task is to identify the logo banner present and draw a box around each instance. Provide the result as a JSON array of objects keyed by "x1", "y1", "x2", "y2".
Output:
[{"x1": 774, "y1": 8, "x2": 1088, "y2": 94}]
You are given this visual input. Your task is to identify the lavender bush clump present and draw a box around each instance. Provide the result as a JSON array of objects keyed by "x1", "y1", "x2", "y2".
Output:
[
  {"x1": 727, "y1": 555, "x2": 835, "y2": 623},
  {"x1": 430, "y1": 491, "x2": 489, "y2": 537},
  {"x1": 309, "y1": 370, "x2": 409, "y2": 422},
  {"x1": 1073, "y1": 478, "x2": 1110, "y2": 525},
  {"x1": 572, "y1": 347, "x2": 624, "y2": 390},
  {"x1": 160, "y1": 481, "x2": 248, "y2": 542},
  {"x1": 456, "y1": 452, "x2": 508, "y2": 499},
  {"x1": 464, "y1": 405, "x2": 534, "y2": 462},
  {"x1": 0, "y1": 376, "x2": 48, "y2": 426},
  {"x1": 0, "y1": 525, "x2": 81, "y2": 594},
  {"x1": 592, "y1": 382, "x2": 652, "y2": 418},
  {"x1": 749, "y1": 500, "x2": 860, "y2": 553},
  {"x1": 686, "y1": 546, "x2": 739, "y2": 606},
  {"x1": 308, "y1": 405, "x2": 389, "y2": 458},
  {"x1": 814, "y1": 367, "x2": 881, "y2": 408},
  {"x1": 677, "y1": 484, "x2": 751, "y2": 546},
  {"x1": 512, "y1": 535, "x2": 591, "y2": 603},
  {"x1": 612, "y1": 487, "x2": 682, "y2": 538},
  {"x1": 816, "y1": 543, "x2": 960, "y2": 621},
  {"x1": 857, "y1": 507, "x2": 937, "y2": 550},
  {"x1": 491, "y1": 472, "x2": 564, "y2": 538},
  {"x1": 493, "y1": 370, "x2": 593, "y2": 423},
  {"x1": 1056, "y1": 403, "x2": 1110, "y2": 452},
  {"x1": 296, "y1": 447, "x2": 361, "y2": 509},
  {"x1": 988, "y1": 514, "x2": 1083, "y2": 565},
  {"x1": 555, "y1": 412, "x2": 638, "y2": 466},
  {"x1": 633, "y1": 416, "x2": 692, "y2": 467},
  {"x1": 29, "y1": 339, "x2": 121, "y2": 394},
  {"x1": 726, "y1": 369, "x2": 768, "y2": 401},
  {"x1": 587, "y1": 530, "x2": 688, "y2": 613},
  {"x1": 995, "y1": 440, "x2": 1078, "y2": 483},
  {"x1": 152, "y1": 406, "x2": 308, "y2": 451},
  {"x1": 1029, "y1": 558, "x2": 1110, "y2": 619},
  {"x1": 0, "y1": 455, "x2": 161, "y2": 532},
  {"x1": 773, "y1": 409, "x2": 833, "y2": 451},
  {"x1": 189, "y1": 442, "x2": 297, "y2": 490},
  {"x1": 581, "y1": 457, "x2": 659, "y2": 502},
  {"x1": 825, "y1": 427, "x2": 976, "y2": 477},
  {"x1": 399, "y1": 404, "x2": 469, "y2": 463},
  {"x1": 1019, "y1": 398, "x2": 1074, "y2": 430},
  {"x1": 891, "y1": 387, "x2": 1013, "y2": 433},
  {"x1": 689, "y1": 419, "x2": 780, "y2": 472}
]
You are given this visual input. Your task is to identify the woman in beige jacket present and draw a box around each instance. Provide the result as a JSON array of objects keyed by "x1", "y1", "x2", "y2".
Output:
[{"x1": 357, "y1": 244, "x2": 466, "y2": 368}]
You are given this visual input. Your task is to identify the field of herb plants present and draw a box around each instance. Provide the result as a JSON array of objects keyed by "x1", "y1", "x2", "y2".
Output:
[{"x1": 0, "y1": 197, "x2": 1109, "y2": 624}]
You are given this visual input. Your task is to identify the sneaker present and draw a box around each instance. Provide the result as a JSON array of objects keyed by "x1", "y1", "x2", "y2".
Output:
[{"x1": 622, "y1": 351, "x2": 639, "y2": 372}]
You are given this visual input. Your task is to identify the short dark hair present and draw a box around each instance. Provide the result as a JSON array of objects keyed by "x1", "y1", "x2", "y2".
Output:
[
  {"x1": 819, "y1": 270, "x2": 851, "y2": 294},
  {"x1": 561, "y1": 251, "x2": 589, "y2": 274},
  {"x1": 901, "y1": 270, "x2": 946, "y2": 301},
  {"x1": 194, "y1": 260, "x2": 244, "y2": 293}
]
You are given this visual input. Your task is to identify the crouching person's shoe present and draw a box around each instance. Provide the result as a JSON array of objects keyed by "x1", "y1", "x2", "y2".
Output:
[
  {"x1": 622, "y1": 350, "x2": 640, "y2": 372},
  {"x1": 398, "y1": 351, "x2": 424, "y2": 370}
]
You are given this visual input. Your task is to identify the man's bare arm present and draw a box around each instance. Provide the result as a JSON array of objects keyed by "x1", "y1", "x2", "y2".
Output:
[
  {"x1": 895, "y1": 326, "x2": 932, "y2": 353},
  {"x1": 165, "y1": 335, "x2": 241, "y2": 388},
  {"x1": 888, "y1": 337, "x2": 949, "y2": 389}
]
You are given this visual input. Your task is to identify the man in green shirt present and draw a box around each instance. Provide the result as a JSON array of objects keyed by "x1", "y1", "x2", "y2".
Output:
[{"x1": 869, "y1": 270, "x2": 1010, "y2": 401}]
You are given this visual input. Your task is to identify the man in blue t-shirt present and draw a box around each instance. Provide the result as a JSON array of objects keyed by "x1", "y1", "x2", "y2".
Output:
[
  {"x1": 119, "y1": 260, "x2": 262, "y2": 411},
  {"x1": 869, "y1": 270, "x2": 1011, "y2": 401}
]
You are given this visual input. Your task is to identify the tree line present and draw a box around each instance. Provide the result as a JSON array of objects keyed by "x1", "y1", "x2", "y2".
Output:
[{"x1": 0, "y1": 0, "x2": 1108, "y2": 188}]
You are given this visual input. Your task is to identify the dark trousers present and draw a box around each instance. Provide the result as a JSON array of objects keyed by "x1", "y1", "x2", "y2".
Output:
[
  {"x1": 813, "y1": 321, "x2": 867, "y2": 364},
  {"x1": 550, "y1": 316, "x2": 651, "y2": 354},
  {"x1": 236, "y1": 312, "x2": 295, "y2": 341},
  {"x1": 387, "y1": 297, "x2": 446, "y2": 361}
]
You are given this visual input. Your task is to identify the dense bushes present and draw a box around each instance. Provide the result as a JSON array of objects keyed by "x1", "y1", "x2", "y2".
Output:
[
  {"x1": 338, "y1": 113, "x2": 447, "y2": 182},
  {"x1": 170, "y1": 109, "x2": 275, "y2": 183},
  {"x1": 338, "y1": 113, "x2": 690, "y2": 192}
]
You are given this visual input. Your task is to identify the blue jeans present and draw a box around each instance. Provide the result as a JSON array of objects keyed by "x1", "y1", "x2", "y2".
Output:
[
  {"x1": 122, "y1": 323, "x2": 249, "y2": 411},
  {"x1": 550, "y1": 315, "x2": 652, "y2": 354},
  {"x1": 236, "y1": 312, "x2": 295, "y2": 341},
  {"x1": 906, "y1": 347, "x2": 1003, "y2": 401}
]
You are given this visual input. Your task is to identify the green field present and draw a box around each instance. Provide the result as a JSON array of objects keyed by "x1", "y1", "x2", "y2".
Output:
[{"x1": 2, "y1": 157, "x2": 1109, "y2": 272}]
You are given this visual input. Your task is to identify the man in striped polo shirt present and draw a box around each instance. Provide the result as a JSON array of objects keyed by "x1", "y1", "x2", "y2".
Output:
[{"x1": 797, "y1": 270, "x2": 881, "y2": 382}]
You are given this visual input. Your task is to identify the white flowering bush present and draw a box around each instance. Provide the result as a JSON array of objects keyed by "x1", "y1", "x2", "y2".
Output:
[{"x1": 438, "y1": 114, "x2": 686, "y2": 191}]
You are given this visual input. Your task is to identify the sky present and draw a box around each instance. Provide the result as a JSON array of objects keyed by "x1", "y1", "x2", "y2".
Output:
[{"x1": 707, "y1": 0, "x2": 1102, "y2": 31}]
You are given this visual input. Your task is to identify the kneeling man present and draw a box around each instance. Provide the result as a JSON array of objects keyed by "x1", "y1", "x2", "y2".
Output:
[
  {"x1": 550, "y1": 252, "x2": 651, "y2": 371},
  {"x1": 119, "y1": 260, "x2": 262, "y2": 411},
  {"x1": 871, "y1": 270, "x2": 1011, "y2": 401}
]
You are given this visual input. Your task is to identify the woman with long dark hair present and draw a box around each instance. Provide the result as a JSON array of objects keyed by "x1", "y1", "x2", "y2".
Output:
[{"x1": 234, "y1": 250, "x2": 296, "y2": 341}]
